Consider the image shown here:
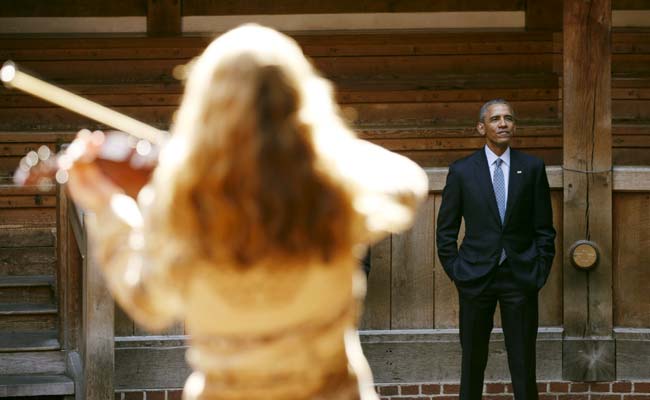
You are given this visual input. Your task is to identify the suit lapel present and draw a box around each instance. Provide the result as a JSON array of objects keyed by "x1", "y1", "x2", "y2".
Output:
[
  {"x1": 504, "y1": 149, "x2": 523, "y2": 227},
  {"x1": 473, "y1": 150, "x2": 502, "y2": 227}
]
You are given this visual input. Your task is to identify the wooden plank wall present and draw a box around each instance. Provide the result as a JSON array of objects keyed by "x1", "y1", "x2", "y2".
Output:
[
  {"x1": 0, "y1": 31, "x2": 564, "y2": 172},
  {"x1": 361, "y1": 185, "x2": 564, "y2": 331},
  {"x1": 613, "y1": 192, "x2": 650, "y2": 328},
  {"x1": 0, "y1": 0, "x2": 643, "y2": 17},
  {"x1": 562, "y1": 0, "x2": 613, "y2": 381},
  {"x1": 0, "y1": 0, "x2": 524, "y2": 17},
  {"x1": 612, "y1": 31, "x2": 650, "y2": 164},
  {"x1": 0, "y1": 27, "x2": 649, "y2": 386},
  {"x1": 2, "y1": 31, "x2": 647, "y2": 177}
]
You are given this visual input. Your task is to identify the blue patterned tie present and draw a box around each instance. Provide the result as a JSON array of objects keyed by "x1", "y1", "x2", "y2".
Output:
[
  {"x1": 494, "y1": 158, "x2": 507, "y2": 264},
  {"x1": 493, "y1": 158, "x2": 506, "y2": 223}
]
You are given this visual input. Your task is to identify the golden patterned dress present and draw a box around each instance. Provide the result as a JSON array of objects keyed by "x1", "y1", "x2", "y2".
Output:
[{"x1": 87, "y1": 138, "x2": 428, "y2": 400}]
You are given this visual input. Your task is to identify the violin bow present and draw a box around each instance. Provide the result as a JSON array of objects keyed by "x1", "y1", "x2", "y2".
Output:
[{"x1": 1, "y1": 60, "x2": 168, "y2": 146}]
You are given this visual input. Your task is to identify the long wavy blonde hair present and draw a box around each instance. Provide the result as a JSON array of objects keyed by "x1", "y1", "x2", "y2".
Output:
[{"x1": 146, "y1": 24, "x2": 357, "y2": 268}]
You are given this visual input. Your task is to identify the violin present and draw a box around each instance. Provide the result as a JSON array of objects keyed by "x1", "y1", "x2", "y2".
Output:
[
  {"x1": 1, "y1": 61, "x2": 169, "y2": 198},
  {"x1": 14, "y1": 130, "x2": 160, "y2": 199}
]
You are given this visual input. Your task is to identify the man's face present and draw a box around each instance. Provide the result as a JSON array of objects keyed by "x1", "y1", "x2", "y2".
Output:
[{"x1": 477, "y1": 103, "x2": 515, "y2": 155}]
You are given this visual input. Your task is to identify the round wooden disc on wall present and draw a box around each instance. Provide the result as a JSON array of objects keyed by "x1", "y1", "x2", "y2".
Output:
[{"x1": 569, "y1": 240, "x2": 600, "y2": 270}]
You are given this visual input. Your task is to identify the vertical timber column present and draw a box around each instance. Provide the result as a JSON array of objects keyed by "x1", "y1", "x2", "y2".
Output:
[
  {"x1": 82, "y1": 213, "x2": 115, "y2": 399},
  {"x1": 563, "y1": 0, "x2": 614, "y2": 381},
  {"x1": 525, "y1": 0, "x2": 563, "y2": 31},
  {"x1": 147, "y1": 0, "x2": 181, "y2": 36}
]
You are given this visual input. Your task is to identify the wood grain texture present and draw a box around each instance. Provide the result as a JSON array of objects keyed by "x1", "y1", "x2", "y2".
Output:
[
  {"x1": 182, "y1": 0, "x2": 525, "y2": 15},
  {"x1": 525, "y1": 0, "x2": 563, "y2": 31},
  {"x1": 0, "y1": 247, "x2": 56, "y2": 275},
  {"x1": 135, "y1": 320, "x2": 184, "y2": 336},
  {"x1": 361, "y1": 329, "x2": 562, "y2": 383},
  {"x1": 361, "y1": 237, "x2": 392, "y2": 330},
  {"x1": 613, "y1": 0, "x2": 650, "y2": 8},
  {"x1": 390, "y1": 195, "x2": 435, "y2": 329},
  {"x1": 58, "y1": 190, "x2": 82, "y2": 351},
  {"x1": 0, "y1": 227, "x2": 55, "y2": 247},
  {"x1": 613, "y1": 193, "x2": 650, "y2": 327},
  {"x1": 563, "y1": 339, "x2": 616, "y2": 381},
  {"x1": 0, "y1": 208, "x2": 56, "y2": 226},
  {"x1": 114, "y1": 304, "x2": 135, "y2": 337},
  {"x1": 0, "y1": 195, "x2": 56, "y2": 208},
  {"x1": 0, "y1": 351, "x2": 65, "y2": 375},
  {"x1": 433, "y1": 193, "x2": 461, "y2": 329},
  {"x1": 82, "y1": 214, "x2": 114, "y2": 400},
  {"x1": 0, "y1": 0, "x2": 147, "y2": 17},
  {"x1": 613, "y1": 167, "x2": 650, "y2": 190},
  {"x1": 538, "y1": 190, "x2": 563, "y2": 327},
  {"x1": 0, "y1": 313, "x2": 57, "y2": 332},
  {"x1": 115, "y1": 346, "x2": 190, "y2": 389},
  {"x1": 563, "y1": 0, "x2": 614, "y2": 381},
  {"x1": 147, "y1": 0, "x2": 181, "y2": 37},
  {"x1": 616, "y1": 329, "x2": 650, "y2": 379}
]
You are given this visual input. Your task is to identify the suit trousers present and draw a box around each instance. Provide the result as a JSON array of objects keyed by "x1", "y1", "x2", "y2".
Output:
[{"x1": 458, "y1": 261, "x2": 539, "y2": 400}]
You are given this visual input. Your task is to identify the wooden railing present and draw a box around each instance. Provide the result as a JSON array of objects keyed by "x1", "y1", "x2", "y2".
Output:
[
  {"x1": 57, "y1": 187, "x2": 113, "y2": 400},
  {"x1": 54, "y1": 165, "x2": 650, "y2": 391}
]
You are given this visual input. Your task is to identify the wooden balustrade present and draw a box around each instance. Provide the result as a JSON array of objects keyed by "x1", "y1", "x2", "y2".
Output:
[{"x1": 57, "y1": 187, "x2": 114, "y2": 400}]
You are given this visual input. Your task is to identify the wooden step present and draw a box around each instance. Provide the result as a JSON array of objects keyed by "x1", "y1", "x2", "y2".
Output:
[
  {"x1": 0, "y1": 276, "x2": 53, "y2": 288},
  {"x1": 0, "y1": 246, "x2": 56, "y2": 276},
  {"x1": 0, "y1": 276, "x2": 54, "y2": 304},
  {"x1": 0, "y1": 374, "x2": 73, "y2": 397},
  {"x1": 0, "y1": 304, "x2": 56, "y2": 316},
  {"x1": 0, "y1": 227, "x2": 55, "y2": 248},
  {"x1": 0, "y1": 332, "x2": 60, "y2": 352},
  {"x1": 0, "y1": 350, "x2": 65, "y2": 375},
  {"x1": 0, "y1": 313, "x2": 58, "y2": 333}
]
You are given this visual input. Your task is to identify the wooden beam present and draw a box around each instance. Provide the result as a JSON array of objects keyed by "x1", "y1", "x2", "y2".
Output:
[
  {"x1": 147, "y1": 0, "x2": 181, "y2": 37},
  {"x1": 613, "y1": 0, "x2": 650, "y2": 9},
  {"x1": 526, "y1": 0, "x2": 563, "y2": 31},
  {"x1": 0, "y1": 1, "x2": 146, "y2": 17},
  {"x1": 82, "y1": 213, "x2": 115, "y2": 399},
  {"x1": 562, "y1": 0, "x2": 613, "y2": 381},
  {"x1": 182, "y1": 0, "x2": 525, "y2": 15},
  {"x1": 361, "y1": 329, "x2": 563, "y2": 383}
]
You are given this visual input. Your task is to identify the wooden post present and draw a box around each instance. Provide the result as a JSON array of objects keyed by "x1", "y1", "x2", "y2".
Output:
[
  {"x1": 562, "y1": 0, "x2": 613, "y2": 381},
  {"x1": 147, "y1": 0, "x2": 181, "y2": 36},
  {"x1": 57, "y1": 186, "x2": 82, "y2": 352},
  {"x1": 81, "y1": 213, "x2": 115, "y2": 399},
  {"x1": 526, "y1": 0, "x2": 563, "y2": 31}
]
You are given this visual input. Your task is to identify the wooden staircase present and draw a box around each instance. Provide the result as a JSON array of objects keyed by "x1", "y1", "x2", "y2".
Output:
[{"x1": 0, "y1": 187, "x2": 74, "y2": 397}]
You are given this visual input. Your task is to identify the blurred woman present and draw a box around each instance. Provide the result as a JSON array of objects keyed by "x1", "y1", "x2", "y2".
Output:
[{"x1": 66, "y1": 24, "x2": 427, "y2": 400}]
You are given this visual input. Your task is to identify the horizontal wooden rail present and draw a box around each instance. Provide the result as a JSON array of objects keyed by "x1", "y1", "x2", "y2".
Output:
[{"x1": 425, "y1": 165, "x2": 650, "y2": 192}]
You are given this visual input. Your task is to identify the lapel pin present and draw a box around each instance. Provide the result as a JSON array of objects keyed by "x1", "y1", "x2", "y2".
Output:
[{"x1": 516, "y1": 170, "x2": 522, "y2": 174}]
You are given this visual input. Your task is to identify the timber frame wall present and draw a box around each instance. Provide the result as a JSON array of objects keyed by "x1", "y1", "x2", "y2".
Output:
[{"x1": 0, "y1": 0, "x2": 649, "y2": 397}]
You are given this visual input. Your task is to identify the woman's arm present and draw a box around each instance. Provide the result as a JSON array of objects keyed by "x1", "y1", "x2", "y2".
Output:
[
  {"x1": 66, "y1": 131, "x2": 184, "y2": 331},
  {"x1": 328, "y1": 138, "x2": 429, "y2": 243}
]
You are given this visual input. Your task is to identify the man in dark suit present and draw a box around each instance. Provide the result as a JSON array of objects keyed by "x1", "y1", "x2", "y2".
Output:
[{"x1": 436, "y1": 99, "x2": 556, "y2": 400}]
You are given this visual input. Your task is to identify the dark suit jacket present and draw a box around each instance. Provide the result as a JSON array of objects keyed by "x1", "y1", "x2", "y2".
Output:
[{"x1": 436, "y1": 148, "x2": 556, "y2": 296}]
